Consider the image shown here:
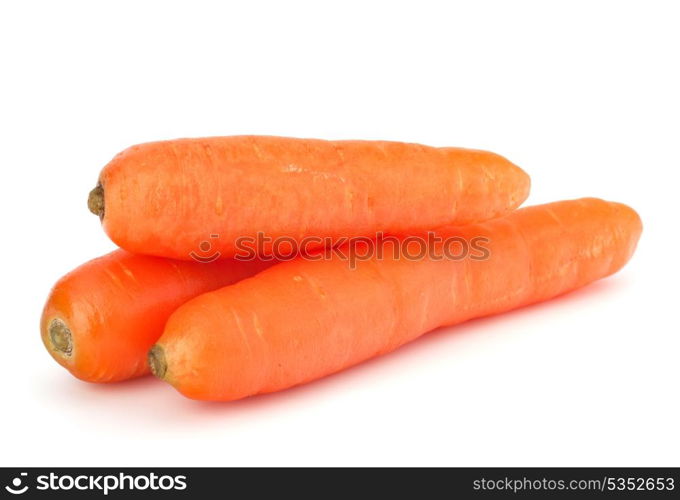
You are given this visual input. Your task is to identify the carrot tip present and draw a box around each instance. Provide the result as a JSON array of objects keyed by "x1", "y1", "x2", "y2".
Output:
[
  {"x1": 48, "y1": 318, "x2": 73, "y2": 357},
  {"x1": 148, "y1": 345, "x2": 167, "y2": 380},
  {"x1": 88, "y1": 183, "x2": 104, "y2": 218}
]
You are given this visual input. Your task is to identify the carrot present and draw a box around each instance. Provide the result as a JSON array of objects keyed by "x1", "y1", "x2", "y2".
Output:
[
  {"x1": 89, "y1": 136, "x2": 530, "y2": 259},
  {"x1": 40, "y1": 250, "x2": 272, "y2": 382},
  {"x1": 150, "y1": 198, "x2": 642, "y2": 401}
]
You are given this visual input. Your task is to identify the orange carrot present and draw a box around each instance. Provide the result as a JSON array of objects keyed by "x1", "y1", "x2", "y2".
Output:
[
  {"x1": 89, "y1": 136, "x2": 530, "y2": 259},
  {"x1": 41, "y1": 250, "x2": 272, "y2": 382},
  {"x1": 150, "y1": 198, "x2": 642, "y2": 401}
]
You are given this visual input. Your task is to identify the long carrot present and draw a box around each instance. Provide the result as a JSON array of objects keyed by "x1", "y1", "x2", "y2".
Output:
[
  {"x1": 150, "y1": 198, "x2": 642, "y2": 401},
  {"x1": 40, "y1": 250, "x2": 272, "y2": 382},
  {"x1": 89, "y1": 136, "x2": 530, "y2": 259}
]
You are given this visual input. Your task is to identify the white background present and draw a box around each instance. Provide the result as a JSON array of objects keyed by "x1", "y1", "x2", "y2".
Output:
[{"x1": 1, "y1": 1, "x2": 678, "y2": 467}]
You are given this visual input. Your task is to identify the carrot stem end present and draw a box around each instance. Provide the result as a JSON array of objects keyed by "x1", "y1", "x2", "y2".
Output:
[
  {"x1": 88, "y1": 183, "x2": 105, "y2": 218},
  {"x1": 148, "y1": 345, "x2": 167, "y2": 379},
  {"x1": 49, "y1": 318, "x2": 73, "y2": 356}
]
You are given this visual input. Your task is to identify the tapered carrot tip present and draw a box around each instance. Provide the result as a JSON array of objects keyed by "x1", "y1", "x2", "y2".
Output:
[
  {"x1": 88, "y1": 183, "x2": 104, "y2": 218},
  {"x1": 148, "y1": 345, "x2": 167, "y2": 380},
  {"x1": 48, "y1": 318, "x2": 73, "y2": 356}
]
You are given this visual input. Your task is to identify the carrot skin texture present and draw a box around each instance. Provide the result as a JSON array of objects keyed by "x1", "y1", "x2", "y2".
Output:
[
  {"x1": 40, "y1": 250, "x2": 272, "y2": 382},
  {"x1": 156, "y1": 198, "x2": 642, "y2": 401},
  {"x1": 97, "y1": 136, "x2": 530, "y2": 259}
]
